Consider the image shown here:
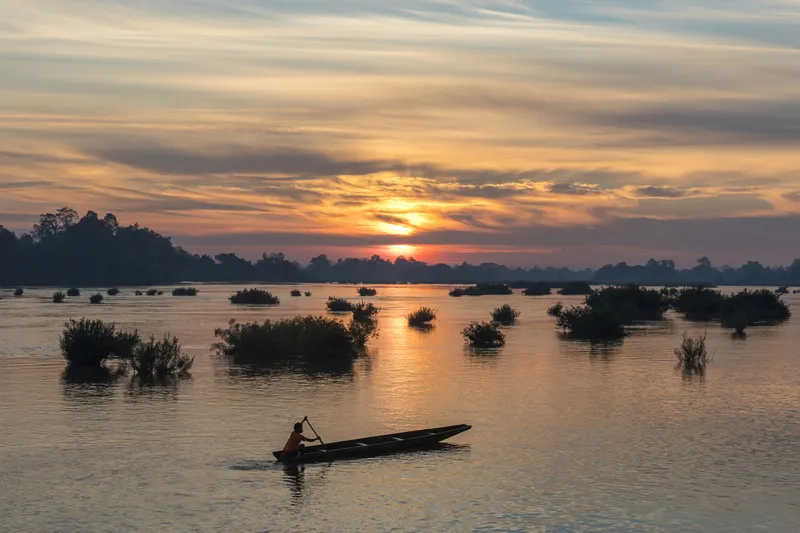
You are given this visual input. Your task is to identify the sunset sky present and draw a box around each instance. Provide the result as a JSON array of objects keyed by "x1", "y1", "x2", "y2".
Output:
[{"x1": 2, "y1": 0, "x2": 799, "y2": 267}]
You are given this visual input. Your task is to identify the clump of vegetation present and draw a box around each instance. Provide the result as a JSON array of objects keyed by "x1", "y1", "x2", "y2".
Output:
[
  {"x1": 13, "y1": 287, "x2": 24, "y2": 296},
  {"x1": 674, "y1": 333, "x2": 710, "y2": 374},
  {"x1": 89, "y1": 293, "x2": 104, "y2": 304},
  {"x1": 462, "y1": 321, "x2": 506, "y2": 347},
  {"x1": 157, "y1": 290, "x2": 164, "y2": 295},
  {"x1": 555, "y1": 305, "x2": 626, "y2": 340},
  {"x1": 304, "y1": 291, "x2": 312, "y2": 297},
  {"x1": 290, "y1": 289, "x2": 302, "y2": 297},
  {"x1": 348, "y1": 316, "x2": 379, "y2": 347},
  {"x1": 357, "y1": 287, "x2": 377, "y2": 296},
  {"x1": 67, "y1": 288, "x2": 81, "y2": 297},
  {"x1": 326, "y1": 297, "x2": 353, "y2": 312},
  {"x1": 776, "y1": 286, "x2": 789, "y2": 295},
  {"x1": 557, "y1": 282, "x2": 594, "y2": 295},
  {"x1": 60, "y1": 318, "x2": 140, "y2": 367},
  {"x1": 53, "y1": 291, "x2": 66, "y2": 303},
  {"x1": 671, "y1": 286, "x2": 724, "y2": 321},
  {"x1": 130, "y1": 334, "x2": 194, "y2": 376},
  {"x1": 172, "y1": 287, "x2": 198, "y2": 296},
  {"x1": 146, "y1": 288, "x2": 159, "y2": 296},
  {"x1": 585, "y1": 285, "x2": 669, "y2": 323},
  {"x1": 213, "y1": 316, "x2": 364, "y2": 361},
  {"x1": 135, "y1": 290, "x2": 143, "y2": 296},
  {"x1": 522, "y1": 283, "x2": 551, "y2": 296},
  {"x1": 107, "y1": 288, "x2": 120, "y2": 296},
  {"x1": 230, "y1": 288, "x2": 280, "y2": 305},
  {"x1": 720, "y1": 289, "x2": 791, "y2": 330},
  {"x1": 491, "y1": 304, "x2": 521, "y2": 325},
  {"x1": 547, "y1": 302, "x2": 564, "y2": 317},
  {"x1": 351, "y1": 301, "x2": 380, "y2": 322},
  {"x1": 449, "y1": 284, "x2": 513, "y2": 297},
  {"x1": 407, "y1": 307, "x2": 437, "y2": 327}
]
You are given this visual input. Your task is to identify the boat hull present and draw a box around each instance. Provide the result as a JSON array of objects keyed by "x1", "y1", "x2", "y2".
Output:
[{"x1": 273, "y1": 424, "x2": 471, "y2": 464}]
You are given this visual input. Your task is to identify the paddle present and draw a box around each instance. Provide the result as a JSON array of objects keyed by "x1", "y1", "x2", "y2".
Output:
[{"x1": 303, "y1": 416, "x2": 328, "y2": 451}]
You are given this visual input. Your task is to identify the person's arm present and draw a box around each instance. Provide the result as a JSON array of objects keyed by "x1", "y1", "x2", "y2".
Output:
[{"x1": 301, "y1": 435, "x2": 319, "y2": 442}]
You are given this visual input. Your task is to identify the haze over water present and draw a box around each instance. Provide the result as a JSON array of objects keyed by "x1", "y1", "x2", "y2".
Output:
[{"x1": 1, "y1": 284, "x2": 798, "y2": 532}]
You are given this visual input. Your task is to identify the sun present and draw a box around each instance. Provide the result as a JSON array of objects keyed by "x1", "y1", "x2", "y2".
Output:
[
  {"x1": 376, "y1": 222, "x2": 413, "y2": 236},
  {"x1": 387, "y1": 244, "x2": 417, "y2": 256}
]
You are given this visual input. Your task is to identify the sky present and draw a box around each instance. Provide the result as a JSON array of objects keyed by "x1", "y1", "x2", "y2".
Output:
[{"x1": 1, "y1": 0, "x2": 799, "y2": 268}]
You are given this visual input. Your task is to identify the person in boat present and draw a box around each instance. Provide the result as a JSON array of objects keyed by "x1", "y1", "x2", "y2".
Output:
[{"x1": 283, "y1": 421, "x2": 320, "y2": 457}]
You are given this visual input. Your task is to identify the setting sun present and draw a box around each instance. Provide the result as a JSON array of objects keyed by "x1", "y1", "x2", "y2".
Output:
[
  {"x1": 376, "y1": 222, "x2": 413, "y2": 236},
  {"x1": 387, "y1": 244, "x2": 417, "y2": 256}
]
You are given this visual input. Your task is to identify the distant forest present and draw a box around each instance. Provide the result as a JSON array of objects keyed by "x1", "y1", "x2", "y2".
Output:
[{"x1": 1, "y1": 207, "x2": 800, "y2": 287}]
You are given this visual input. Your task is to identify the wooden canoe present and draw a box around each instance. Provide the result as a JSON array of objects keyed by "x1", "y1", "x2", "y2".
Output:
[{"x1": 273, "y1": 424, "x2": 471, "y2": 464}]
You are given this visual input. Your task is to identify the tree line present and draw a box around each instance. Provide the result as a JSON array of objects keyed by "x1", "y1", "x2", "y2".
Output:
[{"x1": 1, "y1": 207, "x2": 799, "y2": 286}]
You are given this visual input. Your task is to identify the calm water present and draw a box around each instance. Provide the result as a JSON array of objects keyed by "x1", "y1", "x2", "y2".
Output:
[{"x1": 0, "y1": 284, "x2": 798, "y2": 532}]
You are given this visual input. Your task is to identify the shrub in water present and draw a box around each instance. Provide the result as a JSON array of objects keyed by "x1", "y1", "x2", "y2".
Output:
[
  {"x1": 491, "y1": 304, "x2": 521, "y2": 325},
  {"x1": 407, "y1": 307, "x2": 437, "y2": 327},
  {"x1": 304, "y1": 291, "x2": 312, "y2": 297},
  {"x1": 671, "y1": 286, "x2": 723, "y2": 321},
  {"x1": 172, "y1": 287, "x2": 198, "y2": 296},
  {"x1": 348, "y1": 316, "x2": 379, "y2": 347},
  {"x1": 674, "y1": 333, "x2": 710, "y2": 374},
  {"x1": 13, "y1": 287, "x2": 24, "y2": 296},
  {"x1": 213, "y1": 316, "x2": 359, "y2": 361},
  {"x1": 146, "y1": 288, "x2": 158, "y2": 296},
  {"x1": 89, "y1": 293, "x2": 104, "y2": 304},
  {"x1": 326, "y1": 297, "x2": 353, "y2": 312},
  {"x1": 462, "y1": 321, "x2": 506, "y2": 347},
  {"x1": 230, "y1": 288, "x2": 280, "y2": 305},
  {"x1": 135, "y1": 290, "x2": 143, "y2": 296},
  {"x1": 522, "y1": 283, "x2": 551, "y2": 296},
  {"x1": 776, "y1": 286, "x2": 789, "y2": 295},
  {"x1": 67, "y1": 288, "x2": 81, "y2": 297},
  {"x1": 107, "y1": 288, "x2": 120, "y2": 296},
  {"x1": 290, "y1": 289, "x2": 302, "y2": 297},
  {"x1": 130, "y1": 334, "x2": 194, "y2": 376},
  {"x1": 351, "y1": 302, "x2": 380, "y2": 322},
  {"x1": 557, "y1": 282, "x2": 594, "y2": 296},
  {"x1": 547, "y1": 302, "x2": 564, "y2": 317},
  {"x1": 157, "y1": 291, "x2": 164, "y2": 295},
  {"x1": 585, "y1": 285, "x2": 668, "y2": 324},
  {"x1": 53, "y1": 291, "x2": 66, "y2": 303},
  {"x1": 556, "y1": 305, "x2": 626, "y2": 340},
  {"x1": 357, "y1": 287, "x2": 377, "y2": 296},
  {"x1": 449, "y1": 284, "x2": 513, "y2": 297},
  {"x1": 720, "y1": 289, "x2": 790, "y2": 329},
  {"x1": 60, "y1": 318, "x2": 140, "y2": 367}
]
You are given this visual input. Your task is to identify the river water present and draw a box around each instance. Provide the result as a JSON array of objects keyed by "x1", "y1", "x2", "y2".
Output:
[{"x1": 0, "y1": 284, "x2": 798, "y2": 532}]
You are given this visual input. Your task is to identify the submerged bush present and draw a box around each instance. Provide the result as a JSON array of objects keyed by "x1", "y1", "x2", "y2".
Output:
[
  {"x1": 89, "y1": 293, "x2": 104, "y2": 304},
  {"x1": 326, "y1": 297, "x2": 353, "y2": 312},
  {"x1": 407, "y1": 307, "x2": 437, "y2": 327},
  {"x1": 157, "y1": 290, "x2": 164, "y2": 296},
  {"x1": 53, "y1": 291, "x2": 66, "y2": 303},
  {"x1": 491, "y1": 304, "x2": 521, "y2": 325},
  {"x1": 60, "y1": 319, "x2": 140, "y2": 367},
  {"x1": 357, "y1": 287, "x2": 377, "y2": 296},
  {"x1": 720, "y1": 289, "x2": 790, "y2": 329},
  {"x1": 304, "y1": 291, "x2": 312, "y2": 297},
  {"x1": 230, "y1": 288, "x2": 280, "y2": 305},
  {"x1": 449, "y1": 284, "x2": 513, "y2": 297},
  {"x1": 557, "y1": 282, "x2": 594, "y2": 296},
  {"x1": 522, "y1": 283, "x2": 551, "y2": 296},
  {"x1": 351, "y1": 301, "x2": 380, "y2": 322},
  {"x1": 135, "y1": 290, "x2": 143, "y2": 296},
  {"x1": 146, "y1": 288, "x2": 158, "y2": 296},
  {"x1": 585, "y1": 285, "x2": 668, "y2": 323},
  {"x1": 107, "y1": 288, "x2": 120, "y2": 296},
  {"x1": 776, "y1": 286, "x2": 789, "y2": 295},
  {"x1": 172, "y1": 287, "x2": 198, "y2": 296},
  {"x1": 348, "y1": 316, "x2": 379, "y2": 347},
  {"x1": 130, "y1": 334, "x2": 194, "y2": 376},
  {"x1": 547, "y1": 302, "x2": 564, "y2": 317},
  {"x1": 290, "y1": 289, "x2": 302, "y2": 297},
  {"x1": 462, "y1": 321, "x2": 506, "y2": 347},
  {"x1": 674, "y1": 333, "x2": 710, "y2": 374},
  {"x1": 672, "y1": 286, "x2": 724, "y2": 321},
  {"x1": 13, "y1": 287, "x2": 24, "y2": 296},
  {"x1": 67, "y1": 288, "x2": 81, "y2": 297},
  {"x1": 213, "y1": 316, "x2": 362, "y2": 361},
  {"x1": 556, "y1": 305, "x2": 626, "y2": 340}
]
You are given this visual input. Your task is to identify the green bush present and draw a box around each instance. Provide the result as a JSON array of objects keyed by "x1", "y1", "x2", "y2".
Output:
[
  {"x1": 213, "y1": 316, "x2": 361, "y2": 361},
  {"x1": 671, "y1": 286, "x2": 724, "y2": 321},
  {"x1": 348, "y1": 316, "x2": 378, "y2": 347},
  {"x1": 304, "y1": 291, "x2": 312, "y2": 297},
  {"x1": 351, "y1": 301, "x2": 380, "y2": 322},
  {"x1": 146, "y1": 288, "x2": 158, "y2": 296},
  {"x1": 357, "y1": 287, "x2": 377, "y2": 296},
  {"x1": 449, "y1": 284, "x2": 513, "y2": 297},
  {"x1": 720, "y1": 289, "x2": 791, "y2": 329},
  {"x1": 135, "y1": 290, "x2": 143, "y2": 296},
  {"x1": 67, "y1": 288, "x2": 81, "y2": 297},
  {"x1": 290, "y1": 289, "x2": 302, "y2": 297},
  {"x1": 130, "y1": 334, "x2": 194, "y2": 376},
  {"x1": 157, "y1": 290, "x2": 164, "y2": 295},
  {"x1": 674, "y1": 333, "x2": 710, "y2": 373},
  {"x1": 89, "y1": 293, "x2": 104, "y2": 304},
  {"x1": 107, "y1": 288, "x2": 120, "y2": 296},
  {"x1": 556, "y1": 305, "x2": 626, "y2": 340},
  {"x1": 60, "y1": 318, "x2": 140, "y2": 367},
  {"x1": 585, "y1": 285, "x2": 668, "y2": 323},
  {"x1": 557, "y1": 282, "x2": 594, "y2": 295},
  {"x1": 13, "y1": 287, "x2": 23, "y2": 296},
  {"x1": 172, "y1": 287, "x2": 198, "y2": 296},
  {"x1": 491, "y1": 304, "x2": 520, "y2": 325},
  {"x1": 407, "y1": 307, "x2": 437, "y2": 327},
  {"x1": 776, "y1": 286, "x2": 789, "y2": 295},
  {"x1": 522, "y1": 283, "x2": 551, "y2": 296},
  {"x1": 547, "y1": 302, "x2": 564, "y2": 317},
  {"x1": 53, "y1": 291, "x2": 66, "y2": 303},
  {"x1": 326, "y1": 297, "x2": 353, "y2": 312},
  {"x1": 230, "y1": 288, "x2": 280, "y2": 305},
  {"x1": 462, "y1": 321, "x2": 506, "y2": 347}
]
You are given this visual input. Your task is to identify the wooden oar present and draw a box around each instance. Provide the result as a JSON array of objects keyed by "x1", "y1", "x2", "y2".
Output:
[{"x1": 303, "y1": 416, "x2": 328, "y2": 451}]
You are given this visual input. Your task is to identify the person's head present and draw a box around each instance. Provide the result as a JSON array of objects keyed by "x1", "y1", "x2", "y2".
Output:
[{"x1": 294, "y1": 422, "x2": 303, "y2": 433}]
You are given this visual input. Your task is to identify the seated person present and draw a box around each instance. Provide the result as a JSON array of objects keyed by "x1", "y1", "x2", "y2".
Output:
[{"x1": 283, "y1": 422, "x2": 320, "y2": 456}]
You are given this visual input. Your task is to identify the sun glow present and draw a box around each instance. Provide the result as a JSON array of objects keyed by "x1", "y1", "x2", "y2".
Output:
[
  {"x1": 376, "y1": 222, "x2": 413, "y2": 236},
  {"x1": 387, "y1": 244, "x2": 417, "y2": 256}
]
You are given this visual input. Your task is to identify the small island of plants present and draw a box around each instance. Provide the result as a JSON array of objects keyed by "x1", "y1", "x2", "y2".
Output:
[
  {"x1": 172, "y1": 287, "x2": 198, "y2": 296},
  {"x1": 230, "y1": 288, "x2": 280, "y2": 305},
  {"x1": 357, "y1": 287, "x2": 377, "y2": 296},
  {"x1": 462, "y1": 321, "x2": 506, "y2": 347},
  {"x1": 449, "y1": 284, "x2": 513, "y2": 297},
  {"x1": 407, "y1": 307, "x2": 437, "y2": 328},
  {"x1": 491, "y1": 304, "x2": 520, "y2": 325}
]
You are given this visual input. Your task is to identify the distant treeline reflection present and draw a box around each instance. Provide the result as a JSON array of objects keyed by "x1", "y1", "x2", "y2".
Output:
[{"x1": 3, "y1": 207, "x2": 800, "y2": 286}]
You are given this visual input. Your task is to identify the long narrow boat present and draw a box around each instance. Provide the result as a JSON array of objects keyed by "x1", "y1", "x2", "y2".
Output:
[{"x1": 273, "y1": 424, "x2": 471, "y2": 464}]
